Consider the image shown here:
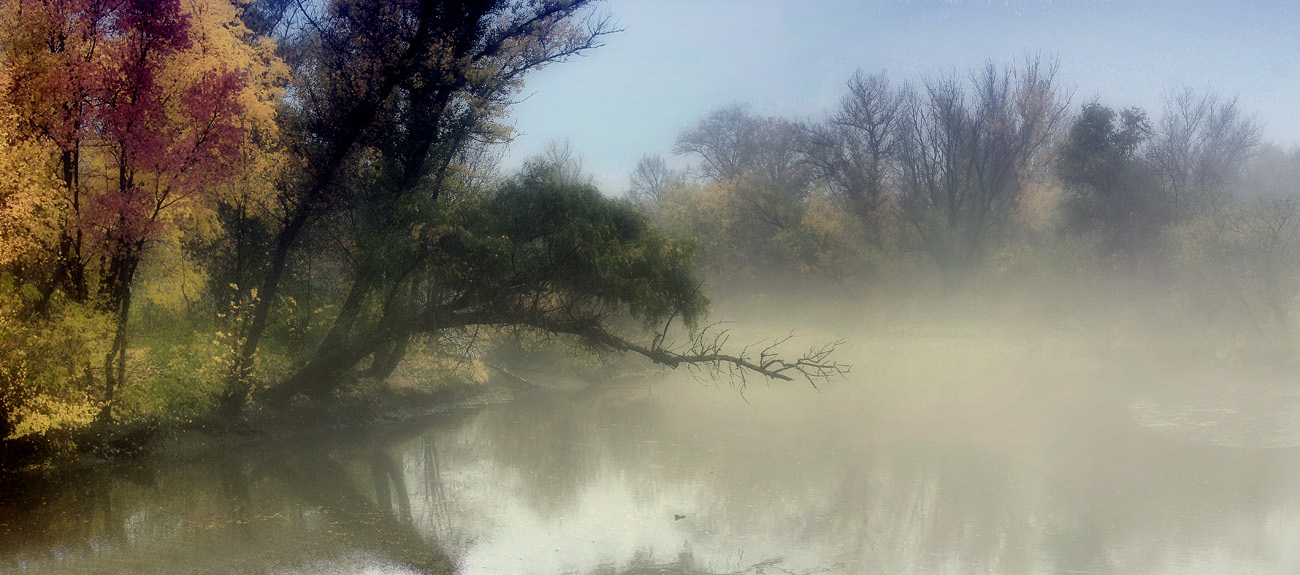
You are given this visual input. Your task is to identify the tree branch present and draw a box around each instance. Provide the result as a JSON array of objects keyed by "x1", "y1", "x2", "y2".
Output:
[{"x1": 499, "y1": 313, "x2": 849, "y2": 389}]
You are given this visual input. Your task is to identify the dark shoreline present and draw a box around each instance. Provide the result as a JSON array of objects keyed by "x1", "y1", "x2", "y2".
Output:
[{"x1": 0, "y1": 379, "x2": 521, "y2": 478}]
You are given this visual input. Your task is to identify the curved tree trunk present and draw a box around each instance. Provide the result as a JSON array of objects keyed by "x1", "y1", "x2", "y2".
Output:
[
  {"x1": 364, "y1": 334, "x2": 411, "y2": 382},
  {"x1": 261, "y1": 337, "x2": 388, "y2": 406},
  {"x1": 225, "y1": 208, "x2": 311, "y2": 412}
]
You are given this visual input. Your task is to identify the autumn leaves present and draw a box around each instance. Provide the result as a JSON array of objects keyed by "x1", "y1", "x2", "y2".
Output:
[{"x1": 0, "y1": 0, "x2": 281, "y2": 432}]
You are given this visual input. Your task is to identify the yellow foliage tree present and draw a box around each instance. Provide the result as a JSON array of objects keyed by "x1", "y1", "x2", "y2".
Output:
[
  {"x1": 0, "y1": 74, "x2": 109, "y2": 441},
  {"x1": 0, "y1": 0, "x2": 289, "y2": 434},
  {"x1": 0, "y1": 71, "x2": 59, "y2": 271}
]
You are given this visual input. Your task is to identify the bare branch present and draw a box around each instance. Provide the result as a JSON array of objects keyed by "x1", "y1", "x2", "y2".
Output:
[
  {"x1": 411, "y1": 302, "x2": 849, "y2": 391},
  {"x1": 529, "y1": 316, "x2": 850, "y2": 390}
]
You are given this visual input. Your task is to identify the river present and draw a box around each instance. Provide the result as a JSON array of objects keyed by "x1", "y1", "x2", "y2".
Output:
[{"x1": 3, "y1": 327, "x2": 1300, "y2": 574}]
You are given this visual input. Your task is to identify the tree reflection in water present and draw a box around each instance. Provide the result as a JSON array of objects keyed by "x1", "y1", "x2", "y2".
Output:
[
  {"x1": 5, "y1": 371, "x2": 1300, "y2": 574},
  {"x1": 0, "y1": 416, "x2": 463, "y2": 574}
]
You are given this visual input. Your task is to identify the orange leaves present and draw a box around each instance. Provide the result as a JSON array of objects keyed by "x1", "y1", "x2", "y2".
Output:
[
  {"x1": 0, "y1": 72, "x2": 59, "y2": 269},
  {"x1": 0, "y1": 0, "x2": 286, "y2": 275},
  {"x1": 176, "y1": 0, "x2": 286, "y2": 136}
]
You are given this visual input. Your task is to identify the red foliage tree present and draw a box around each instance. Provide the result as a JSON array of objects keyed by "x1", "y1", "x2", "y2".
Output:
[{"x1": 2, "y1": 0, "x2": 249, "y2": 418}]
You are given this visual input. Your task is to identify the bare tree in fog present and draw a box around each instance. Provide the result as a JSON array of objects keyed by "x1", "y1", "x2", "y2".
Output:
[
  {"x1": 1150, "y1": 89, "x2": 1262, "y2": 214},
  {"x1": 1177, "y1": 146, "x2": 1300, "y2": 341},
  {"x1": 1235, "y1": 195, "x2": 1300, "y2": 337},
  {"x1": 1159, "y1": 131, "x2": 1297, "y2": 355},
  {"x1": 537, "y1": 139, "x2": 594, "y2": 187},
  {"x1": 1238, "y1": 144, "x2": 1300, "y2": 199},
  {"x1": 748, "y1": 116, "x2": 815, "y2": 197},
  {"x1": 673, "y1": 103, "x2": 762, "y2": 182},
  {"x1": 669, "y1": 104, "x2": 819, "y2": 281},
  {"x1": 894, "y1": 57, "x2": 1068, "y2": 286},
  {"x1": 802, "y1": 70, "x2": 908, "y2": 236},
  {"x1": 673, "y1": 104, "x2": 813, "y2": 195},
  {"x1": 626, "y1": 153, "x2": 687, "y2": 214}
]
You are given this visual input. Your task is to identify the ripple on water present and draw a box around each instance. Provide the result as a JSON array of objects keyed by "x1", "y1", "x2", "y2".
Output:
[{"x1": 1129, "y1": 384, "x2": 1300, "y2": 448}]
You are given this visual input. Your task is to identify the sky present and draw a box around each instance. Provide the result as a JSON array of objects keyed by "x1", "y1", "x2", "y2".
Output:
[{"x1": 498, "y1": 0, "x2": 1300, "y2": 193}]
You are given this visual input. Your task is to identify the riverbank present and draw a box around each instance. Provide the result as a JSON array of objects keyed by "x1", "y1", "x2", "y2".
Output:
[
  {"x1": 0, "y1": 376, "x2": 521, "y2": 476},
  {"x1": 1, "y1": 327, "x2": 658, "y2": 476}
]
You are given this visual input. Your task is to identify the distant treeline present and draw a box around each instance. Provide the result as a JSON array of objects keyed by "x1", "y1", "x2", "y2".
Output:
[{"x1": 625, "y1": 58, "x2": 1294, "y2": 355}]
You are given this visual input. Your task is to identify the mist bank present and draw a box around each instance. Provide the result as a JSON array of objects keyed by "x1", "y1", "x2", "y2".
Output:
[{"x1": 620, "y1": 58, "x2": 1299, "y2": 372}]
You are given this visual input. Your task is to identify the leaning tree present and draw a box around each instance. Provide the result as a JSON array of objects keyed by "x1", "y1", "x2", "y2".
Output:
[{"x1": 226, "y1": 0, "x2": 846, "y2": 410}]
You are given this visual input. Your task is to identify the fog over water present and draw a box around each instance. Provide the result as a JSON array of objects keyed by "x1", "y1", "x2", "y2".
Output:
[{"x1": 5, "y1": 291, "x2": 1300, "y2": 574}]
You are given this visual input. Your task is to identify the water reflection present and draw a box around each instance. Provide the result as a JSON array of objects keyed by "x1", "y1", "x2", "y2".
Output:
[
  {"x1": 4, "y1": 369, "x2": 1300, "y2": 574},
  {"x1": 0, "y1": 420, "x2": 459, "y2": 574}
]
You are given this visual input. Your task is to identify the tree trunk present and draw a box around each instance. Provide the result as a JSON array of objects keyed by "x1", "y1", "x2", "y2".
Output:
[
  {"x1": 100, "y1": 284, "x2": 133, "y2": 423},
  {"x1": 97, "y1": 242, "x2": 143, "y2": 423},
  {"x1": 229, "y1": 208, "x2": 311, "y2": 394},
  {"x1": 360, "y1": 263, "x2": 424, "y2": 383},
  {"x1": 43, "y1": 148, "x2": 88, "y2": 311},
  {"x1": 364, "y1": 334, "x2": 411, "y2": 382},
  {"x1": 319, "y1": 275, "x2": 370, "y2": 354},
  {"x1": 234, "y1": 276, "x2": 376, "y2": 412},
  {"x1": 0, "y1": 406, "x2": 10, "y2": 470},
  {"x1": 261, "y1": 338, "x2": 386, "y2": 406}
]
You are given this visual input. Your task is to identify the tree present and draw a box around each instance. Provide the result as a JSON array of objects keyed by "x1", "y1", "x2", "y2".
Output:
[
  {"x1": 626, "y1": 153, "x2": 686, "y2": 215},
  {"x1": 1235, "y1": 196, "x2": 1300, "y2": 338},
  {"x1": 802, "y1": 70, "x2": 907, "y2": 237},
  {"x1": 1238, "y1": 144, "x2": 1300, "y2": 200},
  {"x1": 1149, "y1": 89, "x2": 1262, "y2": 215},
  {"x1": 673, "y1": 103, "x2": 812, "y2": 195},
  {"x1": 2, "y1": 0, "x2": 107, "y2": 304},
  {"x1": 894, "y1": 57, "x2": 1067, "y2": 287},
  {"x1": 1056, "y1": 102, "x2": 1160, "y2": 260},
  {"x1": 1166, "y1": 194, "x2": 1300, "y2": 352},
  {"x1": 0, "y1": 70, "x2": 60, "y2": 277},
  {"x1": 226, "y1": 0, "x2": 619, "y2": 403},
  {"x1": 0, "y1": 68, "x2": 108, "y2": 446},
  {"x1": 0, "y1": 0, "x2": 275, "y2": 420},
  {"x1": 92, "y1": 0, "x2": 251, "y2": 419},
  {"x1": 673, "y1": 103, "x2": 761, "y2": 183},
  {"x1": 1166, "y1": 145, "x2": 1300, "y2": 352},
  {"x1": 653, "y1": 173, "x2": 806, "y2": 284},
  {"x1": 667, "y1": 104, "x2": 821, "y2": 285},
  {"x1": 263, "y1": 164, "x2": 847, "y2": 404},
  {"x1": 537, "y1": 139, "x2": 593, "y2": 187}
]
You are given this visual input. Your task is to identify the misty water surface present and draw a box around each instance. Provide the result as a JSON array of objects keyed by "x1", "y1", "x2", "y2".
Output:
[{"x1": 4, "y1": 326, "x2": 1300, "y2": 574}]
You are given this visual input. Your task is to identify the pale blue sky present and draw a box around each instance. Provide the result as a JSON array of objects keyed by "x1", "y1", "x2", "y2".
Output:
[{"x1": 500, "y1": 0, "x2": 1300, "y2": 193}]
